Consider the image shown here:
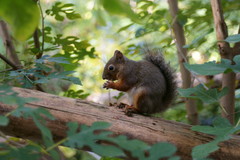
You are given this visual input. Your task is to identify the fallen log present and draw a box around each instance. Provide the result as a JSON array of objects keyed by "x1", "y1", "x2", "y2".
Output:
[{"x1": 0, "y1": 87, "x2": 240, "y2": 159}]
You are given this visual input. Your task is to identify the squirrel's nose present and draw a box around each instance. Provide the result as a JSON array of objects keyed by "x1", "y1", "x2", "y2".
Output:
[{"x1": 102, "y1": 74, "x2": 107, "y2": 80}]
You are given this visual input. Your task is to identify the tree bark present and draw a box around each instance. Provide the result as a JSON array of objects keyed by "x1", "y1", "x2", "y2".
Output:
[
  {"x1": 167, "y1": 0, "x2": 198, "y2": 125},
  {"x1": 0, "y1": 20, "x2": 22, "y2": 69},
  {"x1": 210, "y1": 0, "x2": 236, "y2": 124},
  {"x1": 0, "y1": 87, "x2": 240, "y2": 160}
]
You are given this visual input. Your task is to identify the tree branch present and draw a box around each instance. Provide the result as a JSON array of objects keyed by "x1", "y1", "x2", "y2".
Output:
[
  {"x1": 0, "y1": 87, "x2": 240, "y2": 160},
  {"x1": 0, "y1": 53, "x2": 19, "y2": 70},
  {"x1": 0, "y1": 20, "x2": 22, "y2": 68}
]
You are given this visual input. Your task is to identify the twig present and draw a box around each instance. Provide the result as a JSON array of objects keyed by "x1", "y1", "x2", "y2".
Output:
[
  {"x1": 37, "y1": 0, "x2": 45, "y2": 59},
  {"x1": 46, "y1": 138, "x2": 67, "y2": 152},
  {"x1": 23, "y1": 74, "x2": 34, "y2": 84},
  {"x1": 0, "y1": 131, "x2": 24, "y2": 147},
  {"x1": 0, "y1": 53, "x2": 19, "y2": 70}
]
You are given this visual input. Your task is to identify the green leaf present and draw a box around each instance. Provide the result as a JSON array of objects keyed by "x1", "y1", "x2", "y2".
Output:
[
  {"x1": 0, "y1": 116, "x2": 9, "y2": 126},
  {"x1": 225, "y1": 34, "x2": 240, "y2": 43},
  {"x1": 34, "y1": 70, "x2": 81, "y2": 85},
  {"x1": 0, "y1": 0, "x2": 40, "y2": 41},
  {"x1": 65, "y1": 121, "x2": 125, "y2": 157},
  {"x1": 212, "y1": 116, "x2": 232, "y2": 128},
  {"x1": 35, "y1": 55, "x2": 70, "y2": 64},
  {"x1": 35, "y1": 63, "x2": 52, "y2": 73},
  {"x1": 117, "y1": 23, "x2": 134, "y2": 33},
  {"x1": 191, "y1": 140, "x2": 220, "y2": 159},
  {"x1": 104, "y1": 135, "x2": 149, "y2": 159},
  {"x1": 100, "y1": 0, "x2": 142, "y2": 24},
  {"x1": 178, "y1": 85, "x2": 228, "y2": 104},
  {"x1": 191, "y1": 117, "x2": 237, "y2": 159},
  {"x1": 148, "y1": 142, "x2": 178, "y2": 160},
  {"x1": 135, "y1": 28, "x2": 147, "y2": 38},
  {"x1": 185, "y1": 55, "x2": 240, "y2": 75},
  {"x1": 184, "y1": 59, "x2": 232, "y2": 75},
  {"x1": 48, "y1": 57, "x2": 70, "y2": 64},
  {"x1": 66, "y1": 122, "x2": 79, "y2": 136}
]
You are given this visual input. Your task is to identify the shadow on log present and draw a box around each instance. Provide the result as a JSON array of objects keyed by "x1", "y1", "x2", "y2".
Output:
[{"x1": 0, "y1": 87, "x2": 240, "y2": 160}]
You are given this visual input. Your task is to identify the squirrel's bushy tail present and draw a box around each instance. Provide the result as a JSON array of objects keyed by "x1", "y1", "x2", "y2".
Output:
[{"x1": 144, "y1": 49, "x2": 177, "y2": 108}]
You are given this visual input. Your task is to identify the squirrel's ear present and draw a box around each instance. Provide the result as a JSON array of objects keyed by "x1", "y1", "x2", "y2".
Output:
[{"x1": 114, "y1": 50, "x2": 124, "y2": 61}]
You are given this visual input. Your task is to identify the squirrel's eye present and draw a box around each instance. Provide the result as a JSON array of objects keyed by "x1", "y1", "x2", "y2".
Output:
[{"x1": 108, "y1": 65, "x2": 115, "y2": 71}]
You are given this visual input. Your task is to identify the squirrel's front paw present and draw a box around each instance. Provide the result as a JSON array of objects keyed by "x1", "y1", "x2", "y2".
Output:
[{"x1": 103, "y1": 81, "x2": 113, "y2": 89}]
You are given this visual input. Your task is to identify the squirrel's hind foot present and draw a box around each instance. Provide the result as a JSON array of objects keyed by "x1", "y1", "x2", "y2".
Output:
[{"x1": 124, "y1": 105, "x2": 139, "y2": 117}]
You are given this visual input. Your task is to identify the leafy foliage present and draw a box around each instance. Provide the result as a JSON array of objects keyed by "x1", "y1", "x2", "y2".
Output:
[
  {"x1": 178, "y1": 85, "x2": 228, "y2": 104},
  {"x1": 8, "y1": 55, "x2": 81, "y2": 88},
  {"x1": 46, "y1": 2, "x2": 81, "y2": 21},
  {"x1": 65, "y1": 122, "x2": 125, "y2": 157},
  {"x1": 0, "y1": 143, "x2": 41, "y2": 160},
  {"x1": 0, "y1": 0, "x2": 40, "y2": 41},
  {"x1": 191, "y1": 117, "x2": 240, "y2": 159},
  {"x1": 53, "y1": 35, "x2": 96, "y2": 64},
  {"x1": 0, "y1": 84, "x2": 60, "y2": 159},
  {"x1": 64, "y1": 121, "x2": 179, "y2": 159},
  {"x1": 32, "y1": 26, "x2": 96, "y2": 71}
]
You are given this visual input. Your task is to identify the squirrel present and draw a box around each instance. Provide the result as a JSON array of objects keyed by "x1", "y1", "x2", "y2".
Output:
[{"x1": 102, "y1": 49, "x2": 177, "y2": 116}]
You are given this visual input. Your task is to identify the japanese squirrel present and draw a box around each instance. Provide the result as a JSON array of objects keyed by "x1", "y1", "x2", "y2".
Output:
[{"x1": 102, "y1": 49, "x2": 177, "y2": 115}]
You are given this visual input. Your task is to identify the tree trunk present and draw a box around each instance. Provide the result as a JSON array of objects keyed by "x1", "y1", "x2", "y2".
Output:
[
  {"x1": 167, "y1": 0, "x2": 198, "y2": 125},
  {"x1": 0, "y1": 87, "x2": 240, "y2": 160},
  {"x1": 210, "y1": 0, "x2": 236, "y2": 124}
]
